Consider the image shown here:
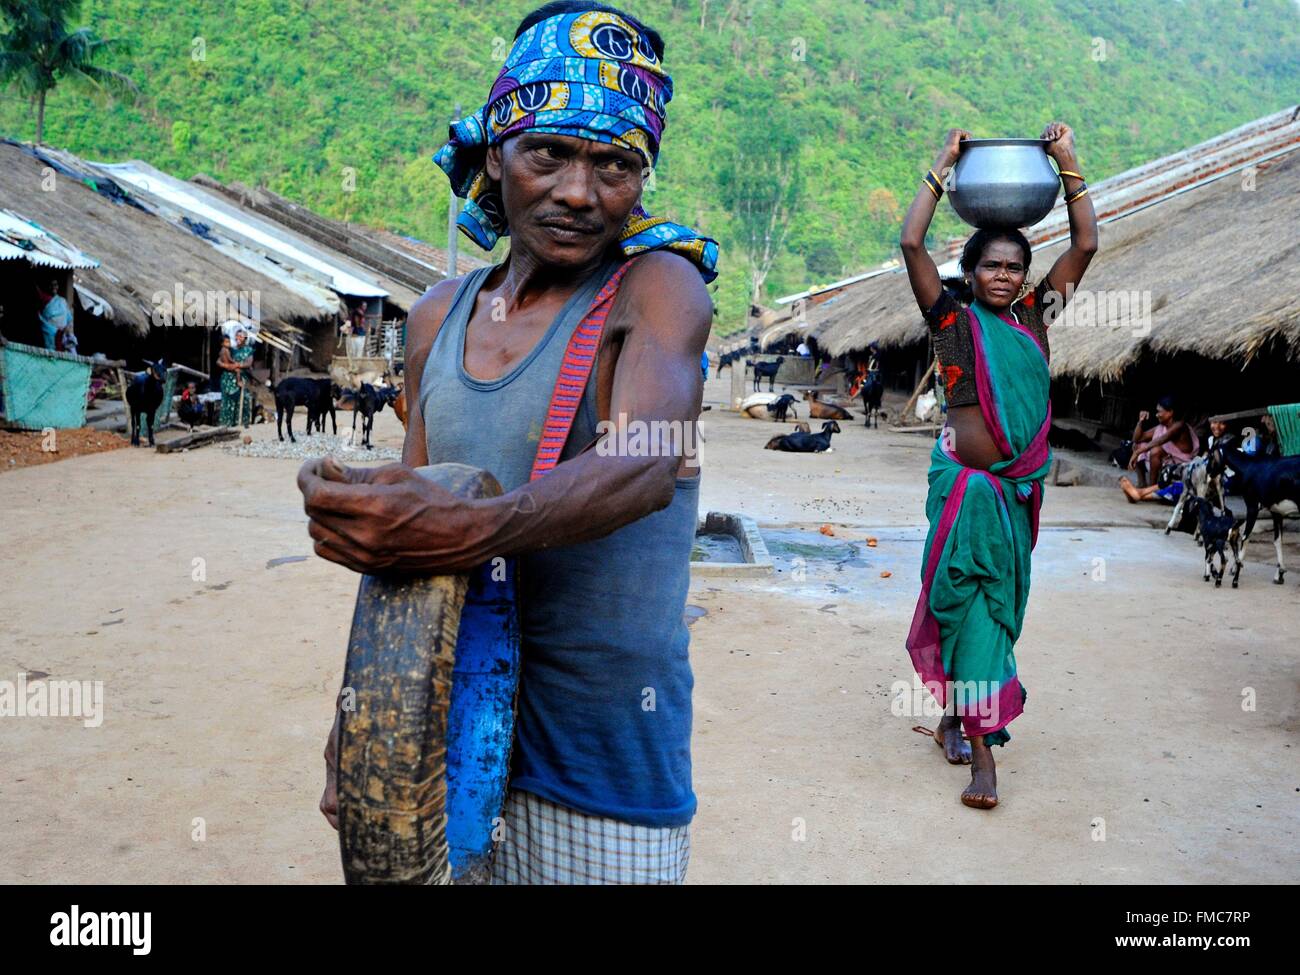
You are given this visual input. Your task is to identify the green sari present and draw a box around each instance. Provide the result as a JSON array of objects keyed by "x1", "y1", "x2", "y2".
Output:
[
  {"x1": 219, "y1": 343, "x2": 255, "y2": 427},
  {"x1": 906, "y1": 300, "x2": 1052, "y2": 745}
]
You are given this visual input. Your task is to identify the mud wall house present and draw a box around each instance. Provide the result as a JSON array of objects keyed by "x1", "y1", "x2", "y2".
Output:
[
  {"x1": 0, "y1": 141, "x2": 339, "y2": 389},
  {"x1": 798, "y1": 106, "x2": 1300, "y2": 429}
]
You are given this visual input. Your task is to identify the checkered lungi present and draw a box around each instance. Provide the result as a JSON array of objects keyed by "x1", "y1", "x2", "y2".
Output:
[{"x1": 489, "y1": 789, "x2": 690, "y2": 885}]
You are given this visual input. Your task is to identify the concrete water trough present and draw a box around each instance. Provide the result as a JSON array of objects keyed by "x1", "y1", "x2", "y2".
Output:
[{"x1": 691, "y1": 511, "x2": 774, "y2": 577}]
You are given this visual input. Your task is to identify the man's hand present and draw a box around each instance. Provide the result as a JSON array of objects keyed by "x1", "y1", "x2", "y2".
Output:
[{"x1": 297, "y1": 456, "x2": 492, "y2": 575}]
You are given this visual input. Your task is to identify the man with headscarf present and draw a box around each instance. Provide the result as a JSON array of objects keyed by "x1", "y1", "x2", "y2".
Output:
[{"x1": 299, "y1": 1, "x2": 718, "y2": 884}]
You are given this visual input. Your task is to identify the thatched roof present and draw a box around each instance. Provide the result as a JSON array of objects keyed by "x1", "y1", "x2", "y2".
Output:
[
  {"x1": 811, "y1": 143, "x2": 1300, "y2": 380},
  {"x1": 0, "y1": 143, "x2": 336, "y2": 336}
]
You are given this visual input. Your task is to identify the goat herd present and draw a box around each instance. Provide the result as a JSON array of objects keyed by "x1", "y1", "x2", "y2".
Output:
[
  {"x1": 269, "y1": 376, "x2": 401, "y2": 450},
  {"x1": 1163, "y1": 440, "x2": 1300, "y2": 589},
  {"x1": 122, "y1": 360, "x2": 403, "y2": 451}
]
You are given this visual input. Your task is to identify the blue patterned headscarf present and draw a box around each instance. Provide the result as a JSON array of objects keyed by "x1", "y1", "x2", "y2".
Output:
[{"x1": 432, "y1": 7, "x2": 719, "y2": 282}]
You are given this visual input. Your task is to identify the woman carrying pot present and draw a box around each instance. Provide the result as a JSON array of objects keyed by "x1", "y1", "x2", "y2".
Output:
[{"x1": 898, "y1": 123, "x2": 1098, "y2": 808}]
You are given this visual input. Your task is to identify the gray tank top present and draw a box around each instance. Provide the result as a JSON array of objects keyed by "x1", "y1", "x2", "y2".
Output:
[
  {"x1": 418, "y1": 256, "x2": 700, "y2": 826},
  {"x1": 419, "y1": 256, "x2": 621, "y2": 488}
]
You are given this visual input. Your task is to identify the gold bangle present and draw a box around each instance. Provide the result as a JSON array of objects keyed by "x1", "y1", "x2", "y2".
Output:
[
  {"x1": 1058, "y1": 169, "x2": 1084, "y2": 180},
  {"x1": 1065, "y1": 186, "x2": 1089, "y2": 205},
  {"x1": 924, "y1": 170, "x2": 944, "y2": 198},
  {"x1": 922, "y1": 177, "x2": 941, "y2": 199}
]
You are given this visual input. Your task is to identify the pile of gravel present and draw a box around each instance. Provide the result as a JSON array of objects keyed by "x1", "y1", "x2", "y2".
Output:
[{"x1": 221, "y1": 434, "x2": 400, "y2": 461}]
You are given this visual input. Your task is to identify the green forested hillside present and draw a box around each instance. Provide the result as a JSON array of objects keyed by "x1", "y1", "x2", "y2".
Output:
[{"x1": 3, "y1": 0, "x2": 1297, "y2": 330}]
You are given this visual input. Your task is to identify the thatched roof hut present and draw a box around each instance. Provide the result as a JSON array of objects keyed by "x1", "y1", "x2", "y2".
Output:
[
  {"x1": 0, "y1": 142, "x2": 338, "y2": 337},
  {"x1": 807, "y1": 111, "x2": 1300, "y2": 382}
]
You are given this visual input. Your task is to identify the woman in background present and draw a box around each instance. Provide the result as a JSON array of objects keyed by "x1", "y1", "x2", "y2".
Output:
[
  {"x1": 899, "y1": 123, "x2": 1098, "y2": 808},
  {"x1": 218, "y1": 329, "x2": 255, "y2": 427}
]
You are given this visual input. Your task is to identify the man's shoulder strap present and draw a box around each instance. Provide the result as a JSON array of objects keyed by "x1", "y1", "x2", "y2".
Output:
[{"x1": 529, "y1": 258, "x2": 637, "y2": 481}]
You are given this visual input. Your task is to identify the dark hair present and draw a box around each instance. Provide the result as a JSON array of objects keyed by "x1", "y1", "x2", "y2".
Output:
[
  {"x1": 944, "y1": 228, "x2": 1032, "y2": 304},
  {"x1": 515, "y1": 2, "x2": 665, "y2": 59},
  {"x1": 1157, "y1": 395, "x2": 1180, "y2": 418}
]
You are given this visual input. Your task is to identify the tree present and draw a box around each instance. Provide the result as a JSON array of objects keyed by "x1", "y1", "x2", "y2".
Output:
[
  {"x1": 0, "y1": 0, "x2": 135, "y2": 144},
  {"x1": 716, "y1": 100, "x2": 805, "y2": 305}
]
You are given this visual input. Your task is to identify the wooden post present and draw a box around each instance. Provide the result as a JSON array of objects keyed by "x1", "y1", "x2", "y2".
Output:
[
  {"x1": 901, "y1": 358, "x2": 937, "y2": 425},
  {"x1": 447, "y1": 104, "x2": 462, "y2": 280}
]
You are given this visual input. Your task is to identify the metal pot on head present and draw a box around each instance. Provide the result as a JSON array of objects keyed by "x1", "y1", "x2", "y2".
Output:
[{"x1": 947, "y1": 139, "x2": 1060, "y2": 230}]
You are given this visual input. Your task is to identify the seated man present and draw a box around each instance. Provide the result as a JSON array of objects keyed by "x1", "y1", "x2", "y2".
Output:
[
  {"x1": 1120, "y1": 395, "x2": 1199, "y2": 500},
  {"x1": 299, "y1": 0, "x2": 718, "y2": 885}
]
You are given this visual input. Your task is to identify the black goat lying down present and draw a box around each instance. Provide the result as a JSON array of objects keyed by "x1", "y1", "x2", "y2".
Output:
[
  {"x1": 125, "y1": 359, "x2": 169, "y2": 447},
  {"x1": 340, "y1": 383, "x2": 400, "y2": 449},
  {"x1": 765, "y1": 420, "x2": 841, "y2": 453},
  {"x1": 1208, "y1": 438, "x2": 1300, "y2": 585}
]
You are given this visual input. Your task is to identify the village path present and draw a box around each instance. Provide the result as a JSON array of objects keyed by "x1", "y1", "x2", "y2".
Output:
[{"x1": 0, "y1": 373, "x2": 1295, "y2": 884}]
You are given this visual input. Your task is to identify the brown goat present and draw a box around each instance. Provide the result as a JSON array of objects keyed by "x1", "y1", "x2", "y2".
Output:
[{"x1": 802, "y1": 390, "x2": 854, "y2": 421}]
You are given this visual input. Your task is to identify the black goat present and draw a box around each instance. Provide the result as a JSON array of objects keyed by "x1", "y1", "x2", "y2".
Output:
[
  {"x1": 1188, "y1": 496, "x2": 1241, "y2": 589},
  {"x1": 341, "y1": 383, "x2": 399, "y2": 449},
  {"x1": 765, "y1": 393, "x2": 798, "y2": 422},
  {"x1": 764, "y1": 419, "x2": 841, "y2": 453},
  {"x1": 750, "y1": 356, "x2": 784, "y2": 392},
  {"x1": 1207, "y1": 438, "x2": 1300, "y2": 585},
  {"x1": 126, "y1": 359, "x2": 169, "y2": 447},
  {"x1": 272, "y1": 377, "x2": 336, "y2": 443},
  {"x1": 860, "y1": 370, "x2": 884, "y2": 429}
]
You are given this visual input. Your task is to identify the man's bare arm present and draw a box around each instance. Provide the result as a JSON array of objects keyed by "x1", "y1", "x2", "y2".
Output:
[{"x1": 299, "y1": 252, "x2": 712, "y2": 574}]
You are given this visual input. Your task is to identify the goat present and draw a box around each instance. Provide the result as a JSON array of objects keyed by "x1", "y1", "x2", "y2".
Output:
[
  {"x1": 126, "y1": 359, "x2": 169, "y2": 447},
  {"x1": 392, "y1": 388, "x2": 409, "y2": 430},
  {"x1": 272, "y1": 377, "x2": 336, "y2": 443},
  {"x1": 1207, "y1": 438, "x2": 1300, "y2": 585},
  {"x1": 765, "y1": 393, "x2": 798, "y2": 423},
  {"x1": 860, "y1": 370, "x2": 884, "y2": 428},
  {"x1": 803, "y1": 390, "x2": 854, "y2": 421},
  {"x1": 717, "y1": 349, "x2": 743, "y2": 374},
  {"x1": 765, "y1": 420, "x2": 841, "y2": 453},
  {"x1": 340, "y1": 383, "x2": 400, "y2": 449},
  {"x1": 750, "y1": 356, "x2": 783, "y2": 392},
  {"x1": 1187, "y1": 496, "x2": 1241, "y2": 588},
  {"x1": 1165, "y1": 456, "x2": 1223, "y2": 538}
]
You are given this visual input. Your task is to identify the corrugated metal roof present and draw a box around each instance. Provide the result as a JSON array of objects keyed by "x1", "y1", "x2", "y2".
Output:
[
  {"x1": 0, "y1": 209, "x2": 101, "y2": 269},
  {"x1": 95, "y1": 161, "x2": 389, "y2": 299}
]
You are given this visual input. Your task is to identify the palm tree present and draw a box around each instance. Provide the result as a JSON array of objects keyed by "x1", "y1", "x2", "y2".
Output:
[{"x1": 0, "y1": 0, "x2": 136, "y2": 144}]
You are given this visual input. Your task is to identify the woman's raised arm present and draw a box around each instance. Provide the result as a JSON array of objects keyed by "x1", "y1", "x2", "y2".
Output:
[
  {"x1": 900, "y1": 128, "x2": 969, "y2": 313},
  {"x1": 1041, "y1": 122, "x2": 1098, "y2": 301}
]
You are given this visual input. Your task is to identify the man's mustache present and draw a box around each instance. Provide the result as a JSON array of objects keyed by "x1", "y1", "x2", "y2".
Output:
[{"x1": 535, "y1": 212, "x2": 603, "y2": 233}]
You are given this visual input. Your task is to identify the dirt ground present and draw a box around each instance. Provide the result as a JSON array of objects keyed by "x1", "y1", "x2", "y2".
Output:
[
  {"x1": 0, "y1": 427, "x2": 129, "y2": 470},
  {"x1": 1, "y1": 372, "x2": 1296, "y2": 884}
]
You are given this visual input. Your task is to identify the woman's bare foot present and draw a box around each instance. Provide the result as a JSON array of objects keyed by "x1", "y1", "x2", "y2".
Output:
[
  {"x1": 961, "y1": 740, "x2": 998, "y2": 809},
  {"x1": 1119, "y1": 476, "x2": 1141, "y2": 503},
  {"x1": 932, "y1": 714, "x2": 971, "y2": 764}
]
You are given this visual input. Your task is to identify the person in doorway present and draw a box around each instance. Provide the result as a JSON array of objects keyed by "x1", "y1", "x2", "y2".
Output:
[{"x1": 35, "y1": 283, "x2": 71, "y2": 351}]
